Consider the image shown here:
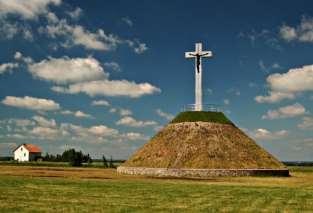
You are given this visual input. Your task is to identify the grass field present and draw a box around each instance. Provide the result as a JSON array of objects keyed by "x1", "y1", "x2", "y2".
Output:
[{"x1": 0, "y1": 165, "x2": 312, "y2": 212}]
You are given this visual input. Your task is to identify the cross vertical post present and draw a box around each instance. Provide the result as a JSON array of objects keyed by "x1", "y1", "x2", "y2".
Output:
[{"x1": 185, "y1": 43, "x2": 213, "y2": 111}]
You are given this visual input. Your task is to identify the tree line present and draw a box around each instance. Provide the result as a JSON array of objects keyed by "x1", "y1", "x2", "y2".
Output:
[{"x1": 43, "y1": 149, "x2": 116, "y2": 167}]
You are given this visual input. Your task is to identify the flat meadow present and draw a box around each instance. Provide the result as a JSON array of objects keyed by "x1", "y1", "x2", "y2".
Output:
[{"x1": 0, "y1": 165, "x2": 312, "y2": 212}]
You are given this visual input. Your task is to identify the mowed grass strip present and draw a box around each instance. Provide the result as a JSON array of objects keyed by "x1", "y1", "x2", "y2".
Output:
[{"x1": 0, "y1": 173, "x2": 312, "y2": 213}]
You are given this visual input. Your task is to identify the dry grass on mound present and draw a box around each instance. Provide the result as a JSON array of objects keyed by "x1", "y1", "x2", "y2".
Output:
[{"x1": 123, "y1": 122, "x2": 285, "y2": 169}]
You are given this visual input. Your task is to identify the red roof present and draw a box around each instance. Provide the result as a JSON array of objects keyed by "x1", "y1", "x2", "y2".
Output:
[{"x1": 23, "y1": 144, "x2": 42, "y2": 153}]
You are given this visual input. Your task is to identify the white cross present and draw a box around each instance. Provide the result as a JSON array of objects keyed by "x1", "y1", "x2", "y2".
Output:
[{"x1": 185, "y1": 43, "x2": 213, "y2": 111}]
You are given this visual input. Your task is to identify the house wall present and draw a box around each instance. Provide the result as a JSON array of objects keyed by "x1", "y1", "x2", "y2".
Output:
[{"x1": 14, "y1": 145, "x2": 29, "y2": 162}]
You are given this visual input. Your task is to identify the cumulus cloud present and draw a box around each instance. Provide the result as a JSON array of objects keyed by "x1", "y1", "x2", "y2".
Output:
[
  {"x1": 262, "y1": 103, "x2": 306, "y2": 120},
  {"x1": 0, "y1": 62, "x2": 18, "y2": 74},
  {"x1": 118, "y1": 132, "x2": 148, "y2": 141},
  {"x1": 91, "y1": 100, "x2": 110, "y2": 106},
  {"x1": 0, "y1": 0, "x2": 61, "y2": 20},
  {"x1": 0, "y1": 21, "x2": 33, "y2": 41},
  {"x1": 51, "y1": 80, "x2": 161, "y2": 98},
  {"x1": 116, "y1": 116, "x2": 157, "y2": 127},
  {"x1": 134, "y1": 43, "x2": 148, "y2": 54},
  {"x1": 30, "y1": 126, "x2": 62, "y2": 139},
  {"x1": 121, "y1": 17, "x2": 133, "y2": 27},
  {"x1": 103, "y1": 62, "x2": 121, "y2": 72},
  {"x1": 67, "y1": 7, "x2": 82, "y2": 20},
  {"x1": 119, "y1": 108, "x2": 132, "y2": 116},
  {"x1": 258, "y1": 60, "x2": 282, "y2": 73},
  {"x1": 14, "y1": 51, "x2": 33, "y2": 64},
  {"x1": 87, "y1": 125, "x2": 118, "y2": 137},
  {"x1": 252, "y1": 128, "x2": 288, "y2": 140},
  {"x1": 255, "y1": 65, "x2": 313, "y2": 103},
  {"x1": 39, "y1": 19, "x2": 120, "y2": 51},
  {"x1": 224, "y1": 99, "x2": 230, "y2": 105},
  {"x1": 125, "y1": 39, "x2": 149, "y2": 54},
  {"x1": 255, "y1": 91, "x2": 295, "y2": 103},
  {"x1": 60, "y1": 110, "x2": 93, "y2": 119},
  {"x1": 280, "y1": 17, "x2": 313, "y2": 43},
  {"x1": 28, "y1": 57, "x2": 107, "y2": 84},
  {"x1": 2, "y1": 96, "x2": 60, "y2": 111},
  {"x1": 156, "y1": 109, "x2": 174, "y2": 121},
  {"x1": 298, "y1": 116, "x2": 313, "y2": 130},
  {"x1": 74, "y1": 111, "x2": 93, "y2": 119},
  {"x1": 32, "y1": 115, "x2": 56, "y2": 128}
]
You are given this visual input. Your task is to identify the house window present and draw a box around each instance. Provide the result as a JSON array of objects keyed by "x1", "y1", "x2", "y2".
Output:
[
  {"x1": 24, "y1": 153, "x2": 26, "y2": 157},
  {"x1": 21, "y1": 147, "x2": 23, "y2": 151}
]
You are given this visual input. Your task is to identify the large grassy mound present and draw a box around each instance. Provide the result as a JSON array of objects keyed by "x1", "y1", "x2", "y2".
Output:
[
  {"x1": 122, "y1": 112, "x2": 286, "y2": 169},
  {"x1": 171, "y1": 111, "x2": 233, "y2": 125}
]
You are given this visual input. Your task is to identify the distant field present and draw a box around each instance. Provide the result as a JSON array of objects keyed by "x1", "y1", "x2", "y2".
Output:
[{"x1": 0, "y1": 165, "x2": 312, "y2": 212}]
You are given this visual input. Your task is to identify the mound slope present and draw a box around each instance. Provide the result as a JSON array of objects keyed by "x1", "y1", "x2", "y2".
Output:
[{"x1": 122, "y1": 112, "x2": 285, "y2": 169}]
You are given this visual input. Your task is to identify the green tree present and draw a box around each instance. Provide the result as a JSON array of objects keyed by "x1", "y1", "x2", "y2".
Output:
[
  {"x1": 109, "y1": 156, "x2": 115, "y2": 168},
  {"x1": 102, "y1": 155, "x2": 108, "y2": 168}
]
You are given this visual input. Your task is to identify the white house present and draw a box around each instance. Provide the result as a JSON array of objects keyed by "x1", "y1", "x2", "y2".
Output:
[{"x1": 13, "y1": 144, "x2": 42, "y2": 162}]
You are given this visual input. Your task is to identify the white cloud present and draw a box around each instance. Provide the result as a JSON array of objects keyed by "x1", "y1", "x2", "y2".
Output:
[
  {"x1": 74, "y1": 111, "x2": 93, "y2": 119},
  {"x1": 126, "y1": 39, "x2": 149, "y2": 54},
  {"x1": 119, "y1": 108, "x2": 132, "y2": 116},
  {"x1": 227, "y1": 88, "x2": 240, "y2": 96},
  {"x1": 255, "y1": 65, "x2": 313, "y2": 103},
  {"x1": 116, "y1": 116, "x2": 157, "y2": 127},
  {"x1": 2, "y1": 96, "x2": 60, "y2": 111},
  {"x1": 14, "y1": 51, "x2": 33, "y2": 64},
  {"x1": 51, "y1": 79, "x2": 161, "y2": 98},
  {"x1": 46, "y1": 11, "x2": 59, "y2": 23},
  {"x1": 118, "y1": 132, "x2": 148, "y2": 141},
  {"x1": 32, "y1": 115, "x2": 56, "y2": 128},
  {"x1": 156, "y1": 109, "x2": 174, "y2": 121},
  {"x1": 103, "y1": 62, "x2": 121, "y2": 72},
  {"x1": 91, "y1": 100, "x2": 110, "y2": 106},
  {"x1": 67, "y1": 7, "x2": 82, "y2": 20},
  {"x1": 39, "y1": 19, "x2": 120, "y2": 51},
  {"x1": 30, "y1": 126, "x2": 61, "y2": 139},
  {"x1": 109, "y1": 108, "x2": 117, "y2": 113},
  {"x1": 29, "y1": 56, "x2": 107, "y2": 84},
  {"x1": 60, "y1": 110, "x2": 93, "y2": 119},
  {"x1": 121, "y1": 17, "x2": 133, "y2": 27},
  {"x1": 298, "y1": 116, "x2": 313, "y2": 130},
  {"x1": 0, "y1": 62, "x2": 18, "y2": 74},
  {"x1": 280, "y1": 25, "x2": 297, "y2": 41},
  {"x1": 7, "y1": 118, "x2": 35, "y2": 127},
  {"x1": 280, "y1": 17, "x2": 313, "y2": 43},
  {"x1": 0, "y1": 0, "x2": 61, "y2": 20},
  {"x1": 252, "y1": 128, "x2": 288, "y2": 140},
  {"x1": 262, "y1": 103, "x2": 306, "y2": 120},
  {"x1": 224, "y1": 99, "x2": 230, "y2": 105},
  {"x1": 258, "y1": 60, "x2": 282, "y2": 73},
  {"x1": 87, "y1": 125, "x2": 118, "y2": 137},
  {"x1": 248, "y1": 82, "x2": 258, "y2": 88},
  {"x1": 134, "y1": 42, "x2": 148, "y2": 54},
  {"x1": 0, "y1": 21, "x2": 33, "y2": 41},
  {"x1": 255, "y1": 91, "x2": 295, "y2": 103}
]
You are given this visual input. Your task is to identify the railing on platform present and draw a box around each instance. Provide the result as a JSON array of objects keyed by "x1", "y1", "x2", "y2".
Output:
[{"x1": 182, "y1": 104, "x2": 221, "y2": 112}]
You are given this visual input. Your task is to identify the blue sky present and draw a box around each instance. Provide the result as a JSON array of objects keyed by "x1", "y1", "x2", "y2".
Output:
[{"x1": 0, "y1": 0, "x2": 312, "y2": 160}]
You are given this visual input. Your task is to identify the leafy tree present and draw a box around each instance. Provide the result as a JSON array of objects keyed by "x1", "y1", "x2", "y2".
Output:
[
  {"x1": 109, "y1": 156, "x2": 115, "y2": 168},
  {"x1": 102, "y1": 155, "x2": 108, "y2": 168}
]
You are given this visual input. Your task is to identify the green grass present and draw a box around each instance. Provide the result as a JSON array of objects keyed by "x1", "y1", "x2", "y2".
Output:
[
  {"x1": 170, "y1": 111, "x2": 234, "y2": 125},
  {"x1": 0, "y1": 167, "x2": 312, "y2": 212}
]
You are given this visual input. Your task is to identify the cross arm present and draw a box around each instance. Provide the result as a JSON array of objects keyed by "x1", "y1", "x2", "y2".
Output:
[
  {"x1": 185, "y1": 52, "x2": 196, "y2": 58},
  {"x1": 200, "y1": 51, "x2": 213, "y2": 58}
]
